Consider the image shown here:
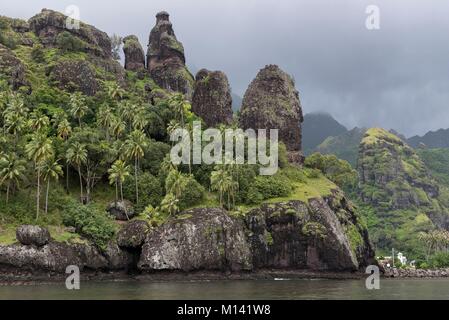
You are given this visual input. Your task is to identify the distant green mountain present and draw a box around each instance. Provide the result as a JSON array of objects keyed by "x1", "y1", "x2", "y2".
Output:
[
  {"x1": 315, "y1": 127, "x2": 366, "y2": 167},
  {"x1": 417, "y1": 148, "x2": 449, "y2": 188},
  {"x1": 408, "y1": 128, "x2": 449, "y2": 149},
  {"x1": 302, "y1": 112, "x2": 347, "y2": 154},
  {"x1": 356, "y1": 128, "x2": 449, "y2": 257}
]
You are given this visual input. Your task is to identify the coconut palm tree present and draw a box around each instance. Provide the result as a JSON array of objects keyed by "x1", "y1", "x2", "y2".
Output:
[
  {"x1": 57, "y1": 119, "x2": 72, "y2": 192},
  {"x1": 210, "y1": 165, "x2": 238, "y2": 209},
  {"x1": 124, "y1": 130, "x2": 148, "y2": 204},
  {"x1": 66, "y1": 142, "x2": 87, "y2": 203},
  {"x1": 168, "y1": 93, "x2": 188, "y2": 127},
  {"x1": 106, "y1": 82, "x2": 125, "y2": 101},
  {"x1": 96, "y1": 104, "x2": 114, "y2": 140},
  {"x1": 111, "y1": 115, "x2": 126, "y2": 140},
  {"x1": 0, "y1": 153, "x2": 26, "y2": 203},
  {"x1": 25, "y1": 133, "x2": 54, "y2": 219},
  {"x1": 69, "y1": 93, "x2": 88, "y2": 127},
  {"x1": 132, "y1": 109, "x2": 148, "y2": 131},
  {"x1": 108, "y1": 159, "x2": 130, "y2": 203},
  {"x1": 29, "y1": 111, "x2": 50, "y2": 132},
  {"x1": 3, "y1": 112, "x2": 26, "y2": 147},
  {"x1": 167, "y1": 169, "x2": 184, "y2": 199},
  {"x1": 40, "y1": 158, "x2": 63, "y2": 214},
  {"x1": 161, "y1": 193, "x2": 179, "y2": 216}
]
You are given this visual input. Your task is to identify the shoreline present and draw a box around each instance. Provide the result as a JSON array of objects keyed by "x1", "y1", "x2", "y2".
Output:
[
  {"x1": 0, "y1": 269, "x2": 366, "y2": 285},
  {"x1": 2, "y1": 268, "x2": 449, "y2": 286}
]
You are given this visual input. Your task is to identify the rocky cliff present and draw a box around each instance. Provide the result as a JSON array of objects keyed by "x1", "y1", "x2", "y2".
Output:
[
  {"x1": 356, "y1": 128, "x2": 449, "y2": 253},
  {"x1": 358, "y1": 128, "x2": 440, "y2": 210},
  {"x1": 123, "y1": 35, "x2": 145, "y2": 72},
  {"x1": 0, "y1": 192, "x2": 375, "y2": 277},
  {"x1": 191, "y1": 69, "x2": 233, "y2": 127},
  {"x1": 146, "y1": 11, "x2": 194, "y2": 98},
  {"x1": 239, "y1": 65, "x2": 303, "y2": 156}
]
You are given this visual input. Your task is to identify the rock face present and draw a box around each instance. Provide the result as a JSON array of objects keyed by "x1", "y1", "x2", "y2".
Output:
[
  {"x1": 117, "y1": 220, "x2": 149, "y2": 248},
  {"x1": 29, "y1": 9, "x2": 111, "y2": 58},
  {"x1": 16, "y1": 225, "x2": 50, "y2": 247},
  {"x1": 240, "y1": 65, "x2": 303, "y2": 152},
  {"x1": 358, "y1": 128, "x2": 440, "y2": 210},
  {"x1": 138, "y1": 196, "x2": 375, "y2": 272},
  {"x1": 123, "y1": 35, "x2": 145, "y2": 72},
  {"x1": 49, "y1": 59, "x2": 98, "y2": 95},
  {"x1": 191, "y1": 69, "x2": 233, "y2": 127},
  {"x1": 138, "y1": 208, "x2": 252, "y2": 272},
  {"x1": 0, "y1": 242, "x2": 108, "y2": 272},
  {"x1": 106, "y1": 200, "x2": 136, "y2": 221},
  {"x1": 146, "y1": 11, "x2": 194, "y2": 98},
  {"x1": 245, "y1": 191, "x2": 375, "y2": 271},
  {"x1": 0, "y1": 44, "x2": 29, "y2": 90}
]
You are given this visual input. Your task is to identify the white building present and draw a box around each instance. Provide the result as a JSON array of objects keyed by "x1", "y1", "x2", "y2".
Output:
[{"x1": 397, "y1": 252, "x2": 407, "y2": 265}]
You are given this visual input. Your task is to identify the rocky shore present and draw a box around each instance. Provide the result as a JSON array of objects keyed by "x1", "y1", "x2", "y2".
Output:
[
  {"x1": 383, "y1": 267, "x2": 449, "y2": 278},
  {"x1": 0, "y1": 192, "x2": 377, "y2": 283}
]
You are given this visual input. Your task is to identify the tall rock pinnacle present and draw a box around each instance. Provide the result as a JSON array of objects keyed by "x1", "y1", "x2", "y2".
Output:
[
  {"x1": 239, "y1": 65, "x2": 304, "y2": 158},
  {"x1": 123, "y1": 35, "x2": 145, "y2": 72},
  {"x1": 146, "y1": 11, "x2": 194, "y2": 98},
  {"x1": 192, "y1": 69, "x2": 233, "y2": 127}
]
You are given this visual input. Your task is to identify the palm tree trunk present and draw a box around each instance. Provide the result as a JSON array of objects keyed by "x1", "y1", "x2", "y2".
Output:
[
  {"x1": 6, "y1": 182, "x2": 10, "y2": 204},
  {"x1": 45, "y1": 179, "x2": 50, "y2": 214},
  {"x1": 78, "y1": 166, "x2": 83, "y2": 203},
  {"x1": 120, "y1": 182, "x2": 124, "y2": 202},
  {"x1": 66, "y1": 162, "x2": 69, "y2": 194},
  {"x1": 78, "y1": 117, "x2": 81, "y2": 128},
  {"x1": 115, "y1": 178, "x2": 118, "y2": 204},
  {"x1": 135, "y1": 157, "x2": 139, "y2": 204},
  {"x1": 36, "y1": 168, "x2": 40, "y2": 220}
]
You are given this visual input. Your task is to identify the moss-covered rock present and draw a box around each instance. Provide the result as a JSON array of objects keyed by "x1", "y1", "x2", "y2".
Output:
[
  {"x1": 239, "y1": 64, "x2": 303, "y2": 154},
  {"x1": 192, "y1": 69, "x2": 233, "y2": 127},
  {"x1": 123, "y1": 35, "x2": 145, "y2": 72},
  {"x1": 28, "y1": 9, "x2": 111, "y2": 58},
  {"x1": 146, "y1": 11, "x2": 193, "y2": 98}
]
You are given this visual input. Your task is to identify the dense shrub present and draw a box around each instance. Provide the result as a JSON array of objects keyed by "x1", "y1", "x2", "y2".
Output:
[
  {"x1": 123, "y1": 172, "x2": 163, "y2": 213},
  {"x1": 429, "y1": 252, "x2": 449, "y2": 268},
  {"x1": 56, "y1": 31, "x2": 85, "y2": 52},
  {"x1": 305, "y1": 153, "x2": 358, "y2": 191},
  {"x1": 246, "y1": 172, "x2": 293, "y2": 204},
  {"x1": 62, "y1": 201, "x2": 116, "y2": 249},
  {"x1": 165, "y1": 170, "x2": 205, "y2": 210}
]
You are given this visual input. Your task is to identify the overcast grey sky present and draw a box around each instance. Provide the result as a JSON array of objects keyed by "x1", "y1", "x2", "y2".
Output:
[{"x1": 1, "y1": 0, "x2": 448, "y2": 137}]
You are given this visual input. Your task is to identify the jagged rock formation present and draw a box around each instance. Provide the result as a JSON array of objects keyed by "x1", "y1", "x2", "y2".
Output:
[
  {"x1": 358, "y1": 128, "x2": 440, "y2": 210},
  {"x1": 239, "y1": 65, "x2": 303, "y2": 154},
  {"x1": 0, "y1": 193, "x2": 375, "y2": 276},
  {"x1": 191, "y1": 69, "x2": 233, "y2": 127},
  {"x1": 138, "y1": 208, "x2": 252, "y2": 272},
  {"x1": 138, "y1": 195, "x2": 374, "y2": 272},
  {"x1": 49, "y1": 59, "x2": 99, "y2": 95},
  {"x1": 29, "y1": 9, "x2": 111, "y2": 58},
  {"x1": 146, "y1": 11, "x2": 194, "y2": 98},
  {"x1": 123, "y1": 35, "x2": 145, "y2": 71},
  {"x1": 246, "y1": 191, "x2": 374, "y2": 271},
  {"x1": 0, "y1": 44, "x2": 29, "y2": 90}
]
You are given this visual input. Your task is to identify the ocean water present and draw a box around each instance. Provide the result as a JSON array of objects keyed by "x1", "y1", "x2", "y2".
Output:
[{"x1": 1, "y1": 278, "x2": 449, "y2": 300}]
